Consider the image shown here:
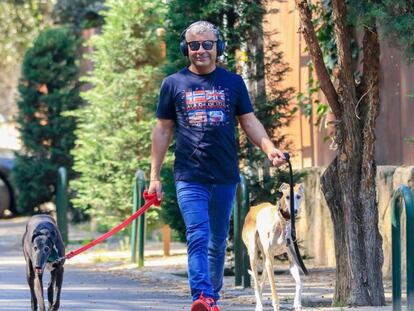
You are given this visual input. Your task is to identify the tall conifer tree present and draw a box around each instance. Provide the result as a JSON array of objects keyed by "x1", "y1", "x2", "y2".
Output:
[
  {"x1": 70, "y1": 0, "x2": 165, "y2": 228},
  {"x1": 13, "y1": 27, "x2": 81, "y2": 213}
]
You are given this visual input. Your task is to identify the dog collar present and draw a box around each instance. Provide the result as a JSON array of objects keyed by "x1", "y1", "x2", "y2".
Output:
[
  {"x1": 277, "y1": 202, "x2": 291, "y2": 222},
  {"x1": 47, "y1": 245, "x2": 59, "y2": 263}
]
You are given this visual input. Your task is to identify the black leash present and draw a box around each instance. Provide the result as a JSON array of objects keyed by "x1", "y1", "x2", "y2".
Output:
[{"x1": 283, "y1": 152, "x2": 308, "y2": 275}]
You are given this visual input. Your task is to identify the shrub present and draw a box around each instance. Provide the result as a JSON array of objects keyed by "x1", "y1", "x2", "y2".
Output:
[{"x1": 13, "y1": 27, "x2": 81, "y2": 213}]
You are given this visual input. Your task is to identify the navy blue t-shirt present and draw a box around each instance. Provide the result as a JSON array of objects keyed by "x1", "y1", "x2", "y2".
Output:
[{"x1": 156, "y1": 66, "x2": 253, "y2": 184}]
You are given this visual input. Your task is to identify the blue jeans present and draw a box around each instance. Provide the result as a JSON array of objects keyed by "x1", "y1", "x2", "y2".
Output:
[{"x1": 176, "y1": 181, "x2": 237, "y2": 302}]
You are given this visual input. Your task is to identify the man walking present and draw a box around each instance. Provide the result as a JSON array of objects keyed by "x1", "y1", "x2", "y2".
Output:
[{"x1": 148, "y1": 21, "x2": 286, "y2": 311}]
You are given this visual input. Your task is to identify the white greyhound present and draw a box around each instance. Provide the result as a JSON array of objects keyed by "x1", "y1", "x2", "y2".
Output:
[{"x1": 242, "y1": 183, "x2": 305, "y2": 311}]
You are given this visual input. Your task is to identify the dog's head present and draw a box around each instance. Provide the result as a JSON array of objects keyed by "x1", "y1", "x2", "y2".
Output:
[
  {"x1": 31, "y1": 229, "x2": 56, "y2": 274},
  {"x1": 278, "y1": 182, "x2": 304, "y2": 219}
]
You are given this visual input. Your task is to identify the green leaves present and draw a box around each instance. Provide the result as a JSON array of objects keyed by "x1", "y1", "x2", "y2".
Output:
[
  {"x1": 22, "y1": 28, "x2": 80, "y2": 87},
  {"x1": 13, "y1": 27, "x2": 82, "y2": 213},
  {"x1": 377, "y1": 1, "x2": 414, "y2": 62},
  {"x1": 0, "y1": 0, "x2": 53, "y2": 67},
  {"x1": 53, "y1": 0, "x2": 106, "y2": 32},
  {"x1": 69, "y1": 0, "x2": 164, "y2": 229},
  {"x1": 347, "y1": 0, "x2": 414, "y2": 62}
]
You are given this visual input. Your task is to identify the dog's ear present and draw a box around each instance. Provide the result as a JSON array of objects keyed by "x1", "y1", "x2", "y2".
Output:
[
  {"x1": 279, "y1": 183, "x2": 290, "y2": 192},
  {"x1": 48, "y1": 230, "x2": 57, "y2": 242},
  {"x1": 297, "y1": 184, "x2": 304, "y2": 194},
  {"x1": 31, "y1": 230, "x2": 41, "y2": 243}
]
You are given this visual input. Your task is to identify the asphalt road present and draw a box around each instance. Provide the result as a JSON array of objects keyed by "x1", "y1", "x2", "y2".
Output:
[
  {"x1": 0, "y1": 217, "x2": 255, "y2": 311},
  {"x1": 0, "y1": 216, "x2": 402, "y2": 311},
  {"x1": 0, "y1": 216, "x2": 190, "y2": 310}
]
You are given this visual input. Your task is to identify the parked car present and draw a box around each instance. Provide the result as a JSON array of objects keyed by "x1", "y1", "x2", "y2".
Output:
[{"x1": 0, "y1": 157, "x2": 17, "y2": 217}]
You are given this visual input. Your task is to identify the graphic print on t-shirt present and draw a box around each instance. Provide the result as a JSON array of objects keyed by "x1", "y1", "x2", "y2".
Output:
[{"x1": 185, "y1": 88, "x2": 227, "y2": 127}]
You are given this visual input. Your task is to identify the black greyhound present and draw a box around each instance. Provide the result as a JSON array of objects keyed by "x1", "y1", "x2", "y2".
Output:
[{"x1": 22, "y1": 214, "x2": 65, "y2": 311}]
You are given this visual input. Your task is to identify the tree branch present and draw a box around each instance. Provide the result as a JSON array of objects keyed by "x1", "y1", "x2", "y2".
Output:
[
  {"x1": 295, "y1": 0, "x2": 341, "y2": 118},
  {"x1": 361, "y1": 24, "x2": 380, "y2": 183},
  {"x1": 331, "y1": 0, "x2": 356, "y2": 102}
]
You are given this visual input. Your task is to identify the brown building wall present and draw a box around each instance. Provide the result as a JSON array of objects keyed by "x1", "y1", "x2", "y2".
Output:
[
  {"x1": 264, "y1": 1, "x2": 414, "y2": 168},
  {"x1": 377, "y1": 41, "x2": 414, "y2": 165}
]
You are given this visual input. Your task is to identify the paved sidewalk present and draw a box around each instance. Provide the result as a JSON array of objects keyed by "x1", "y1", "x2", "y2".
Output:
[{"x1": 0, "y1": 216, "x2": 405, "y2": 310}]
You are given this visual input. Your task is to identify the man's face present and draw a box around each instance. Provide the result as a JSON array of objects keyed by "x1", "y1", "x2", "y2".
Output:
[{"x1": 185, "y1": 29, "x2": 217, "y2": 73}]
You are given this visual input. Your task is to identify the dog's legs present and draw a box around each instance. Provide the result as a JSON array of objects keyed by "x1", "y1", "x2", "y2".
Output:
[
  {"x1": 26, "y1": 261, "x2": 37, "y2": 311},
  {"x1": 257, "y1": 244, "x2": 266, "y2": 296},
  {"x1": 49, "y1": 267, "x2": 63, "y2": 311},
  {"x1": 47, "y1": 269, "x2": 56, "y2": 309},
  {"x1": 247, "y1": 240, "x2": 264, "y2": 311},
  {"x1": 34, "y1": 273, "x2": 46, "y2": 311},
  {"x1": 289, "y1": 261, "x2": 302, "y2": 310},
  {"x1": 263, "y1": 249, "x2": 279, "y2": 311}
]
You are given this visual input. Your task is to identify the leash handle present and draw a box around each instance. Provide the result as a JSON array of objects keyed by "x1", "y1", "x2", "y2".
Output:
[
  {"x1": 143, "y1": 190, "x2": 161, "y2": 206},
  {"x1": 282, "y1": 152, "x2": 308, "y2": 275},
  {"x1": 66, "y1": 190, "x2": 160, "y2": 260}
]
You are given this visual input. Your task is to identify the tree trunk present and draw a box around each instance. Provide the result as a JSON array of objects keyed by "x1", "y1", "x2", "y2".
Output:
[
  {"x1": 358, "y1": 24, "x2": 385, "y2": 305},
  {"x1": 320, "y1": 24, "x2": 385, "y2": 306},
  {"x1": 295, "y1": 0, "x2": 385, "y2": 306},
  {"x1": 321, "y1": 125, "x2": 384, "y2": 305},
  {"x1": 321, "y1": 157, "x2": 351, "y2": 301}
]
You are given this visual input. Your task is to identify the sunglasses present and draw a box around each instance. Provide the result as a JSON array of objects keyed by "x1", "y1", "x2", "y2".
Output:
[{"x1": 187, "y1": 40, "x2": 217, "y2": 51}]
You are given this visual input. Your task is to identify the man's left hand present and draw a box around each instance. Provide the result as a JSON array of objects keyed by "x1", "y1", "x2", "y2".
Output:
[{"x1": 268, "y1": 148, "x2": 286, "y2": 167}]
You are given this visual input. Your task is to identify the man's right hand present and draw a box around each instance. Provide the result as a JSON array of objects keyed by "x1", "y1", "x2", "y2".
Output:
[{"x1": 148, "y1": 180, "x2": 164, "y2": 202}]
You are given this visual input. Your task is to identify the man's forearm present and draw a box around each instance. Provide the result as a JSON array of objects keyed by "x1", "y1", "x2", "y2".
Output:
[
  {"x1": 241, "y1": 114, "x2": 275, "y2": 153},
  {"x1": 240, "y1": 113, "x2": 286, "y2": 167},
  {"x1": 150, "y1": 122, "x2": 173, "y2": 181},
  {"x1": 253, "y1": 125, "x2": 275, "y2": 154}
]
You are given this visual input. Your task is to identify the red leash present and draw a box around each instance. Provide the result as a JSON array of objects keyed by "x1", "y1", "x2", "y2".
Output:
[{"x1": 66, "y1": 190, "x2": 161, "y2": 260}]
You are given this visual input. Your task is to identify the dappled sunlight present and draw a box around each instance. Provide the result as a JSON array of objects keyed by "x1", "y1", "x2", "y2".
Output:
[
  {"x1": 0, "y1": 300, "x2": 30, "y2": 311},
  {"x1": 0, "y1": 284, "x2": 27, "y2": 290},
  {"x1": 64, "y1": 244, "x2": 188, "y2": 268},
  {"x1": 0, "y1": 257, "x2": 25, "y2": 265}
]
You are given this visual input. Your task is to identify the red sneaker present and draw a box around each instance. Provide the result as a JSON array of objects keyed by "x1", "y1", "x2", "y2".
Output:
[{"x1": 190, "y1": 293, "x2": 218, "y2": 311}]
